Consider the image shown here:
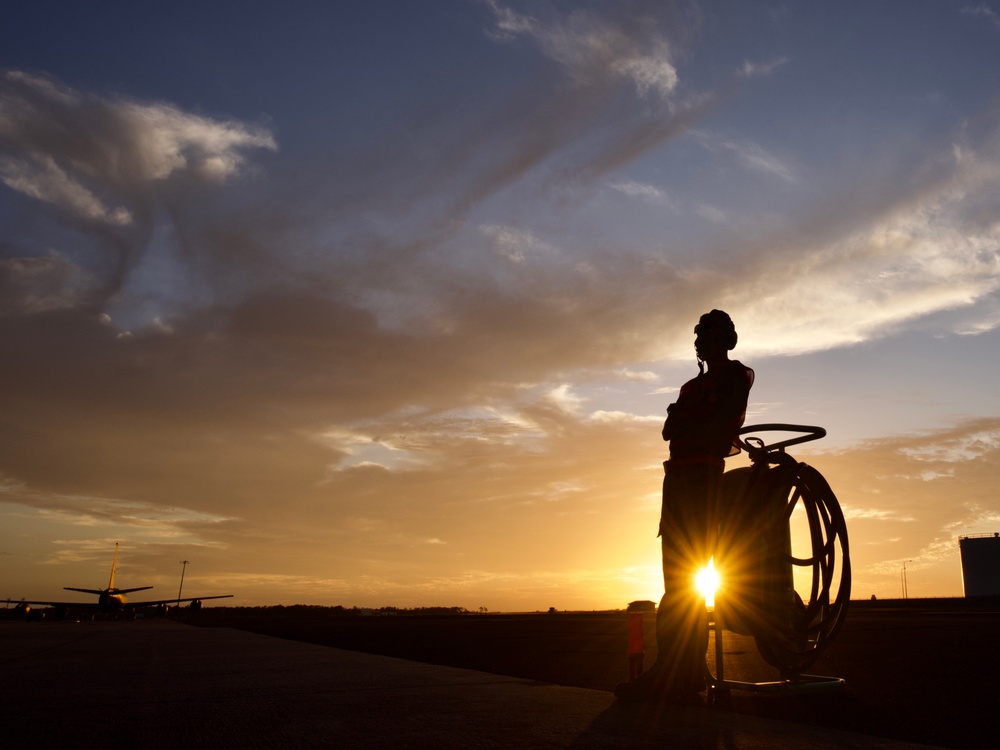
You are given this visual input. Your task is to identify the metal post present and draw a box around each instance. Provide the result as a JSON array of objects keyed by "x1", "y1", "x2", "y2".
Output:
[
  {"x1": 177, "y1": 560, "x2": 189, "y2": 603},
  {"x1": 713, "y1": 606, "x2": 724, "y2": 684}
]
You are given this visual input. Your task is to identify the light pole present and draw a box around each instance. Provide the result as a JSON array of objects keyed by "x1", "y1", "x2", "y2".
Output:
[
  {"x1": 903, "y1": 560, "x2": 912, "y2": 600},
  {"x1": 177, "y1": 560, "x2": 189, "y2": 603}
]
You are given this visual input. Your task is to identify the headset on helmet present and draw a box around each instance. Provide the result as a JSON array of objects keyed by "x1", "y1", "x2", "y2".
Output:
[{"x1": 694, "y1": 309, "x2": 738, "y2": 351}]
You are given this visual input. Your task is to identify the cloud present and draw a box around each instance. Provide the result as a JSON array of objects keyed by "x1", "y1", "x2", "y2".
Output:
[
  {"x1": 588, "y1": 410, "x2": 657, "y2": 424},
  {"x1": 962, "y1": 4, "x2": 1000, "y2": 30},
  {"x1": 810, "y1": 417, "x2": 1000, "y2": 596},
  {"x1": 543, "y1": 383, "x2": 584, "y2": 414},
  {"x1": 616, "y1": 367, "x2": 658, "y2": 382},
  {"x1": 480, "y1": 224, "x2": 558, "y2": 264},
  {"x1": 0, "y1": 71, "x2": 275, "y2": 190},
  {"x1": 715, "y1": 114, "x2": 1000, "y2": 357},
  {"x1": 1, "y1": 61, "x2": 997, "y2": 421},
  {"x1": 694, "y1": 202, "x2": 727, "y2": 224},
  {"x1": 738, "y1": 57, "x2": 788, "y2": 78},
  {"x1": 471, "y1": 2, "x2": 722, "y2": 185},
  {"x1": 5, "y1": 89, "x2": 997, "y2": 523},
  {"x1": 486, "y1": 1, "x2": 679, "y2": 98},
  {"x1": 0, "y1": 69, "x2": 276, "y2": 307},
  {"x1": 900, "y1": 427, "x2": 1000, "y2": 463},
  {"x1": 7, "y1": 366, "x2": 993, "y2": 606},
  {"x1": 0, "y1": 153, "x2": 133, "y2": 226},
  {"x1": 0, "y1": 478, "x2": 233, "y2": 546},
  {"x1": 726, "y1": 141, "x2": 796, "y2": 183},
  {"x1": 0, "y1": 255, "x2": 98, "y2": 315},
  {"x1": 609, "y1": 179, "x2": 676, "y2": 208},
  {"x1": 694, "y1": 130, "x2": 797, "y2": 182}
]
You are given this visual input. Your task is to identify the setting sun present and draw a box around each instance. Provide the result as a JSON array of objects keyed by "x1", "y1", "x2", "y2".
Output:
[{"x1": 695, "y1": 558, "x2": 721, "y2": 607}]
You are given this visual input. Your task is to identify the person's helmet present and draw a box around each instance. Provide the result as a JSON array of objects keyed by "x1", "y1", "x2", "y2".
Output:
[{"x1": 694, "y1": 309, "x2": 737, "y2": 350}]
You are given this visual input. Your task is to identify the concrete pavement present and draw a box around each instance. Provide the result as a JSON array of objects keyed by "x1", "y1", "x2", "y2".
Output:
[{"x1": 0, "y1": 620, "x2": 944, "y2": 749}]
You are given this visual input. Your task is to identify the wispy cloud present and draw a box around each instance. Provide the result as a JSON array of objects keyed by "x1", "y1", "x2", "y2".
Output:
[
  {"x1": 962, "y1": 4, "x2": 1000, "y2": 30},
  {"x1": 480, "y1": 224, "x2": 558, "y2": 263},
  {"x1": 615, "y1": 367, "x2": 658, "y2": 382},
  {"x1": 694, "y1": 130, "x2": 797, "y2": 182},
  {"x1": 486, "y1": 1, "x2": 679, "y2": 99},
  {"x1": 738, "y1": 57, "x2": 788, "y2": 78},
  {"x1": 609, "y1": 179, "x2": 676, "y2": 208},
  {"x1": 900, "y1": 427, "x2": 1000, "y2": 463},
  {"x1": 800, "y1": 417, "x2": 1000, "y2": 597},
  {"x1": 0, "y1": 153, "x2": 132, "y2": 226}
]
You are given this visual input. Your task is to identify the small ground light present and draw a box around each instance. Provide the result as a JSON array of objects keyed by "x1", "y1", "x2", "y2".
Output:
[{"x1": 696, "y1": 557, "x2": 720, "y2": 607}]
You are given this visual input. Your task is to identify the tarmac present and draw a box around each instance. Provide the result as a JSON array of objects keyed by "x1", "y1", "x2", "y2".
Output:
[{"x1": 0, "y1": 619, "x2": 944, "y2": 749}]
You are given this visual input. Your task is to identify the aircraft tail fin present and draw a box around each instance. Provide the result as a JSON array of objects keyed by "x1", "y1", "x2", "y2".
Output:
[{"x1": 108, "y1": 542, "x2": 119, "y2": 590}]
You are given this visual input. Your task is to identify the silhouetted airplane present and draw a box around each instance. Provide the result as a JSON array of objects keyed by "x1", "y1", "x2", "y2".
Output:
[{"x1": 7, "y1": 543, "x2": 232, "y2": 615}]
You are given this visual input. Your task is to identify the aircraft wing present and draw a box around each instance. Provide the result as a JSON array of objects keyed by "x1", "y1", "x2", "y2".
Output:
[
  {"x1": 4, "y1": 599, "x2": 98, "y2": 609},
  {"x1": 128, "y1": 594, "x2": 234, "y2": 607},
  {"x1": 4, "y1": 594, "x2": 233, "y2": 609}
]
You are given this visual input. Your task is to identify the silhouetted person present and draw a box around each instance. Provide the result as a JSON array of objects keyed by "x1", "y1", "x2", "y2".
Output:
[{"x1": 616, "y1": 309, "x2": 753, "y2": 701}]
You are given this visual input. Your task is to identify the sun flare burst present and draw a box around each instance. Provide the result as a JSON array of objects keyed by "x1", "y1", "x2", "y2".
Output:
[{"x1": 695, "y1": 557, "x2": 721, "y2": 607}]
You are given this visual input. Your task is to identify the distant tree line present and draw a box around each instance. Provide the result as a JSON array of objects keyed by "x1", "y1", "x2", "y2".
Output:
[{"x1": 196, "y1": 604, "x2": 477, "y2": 617}]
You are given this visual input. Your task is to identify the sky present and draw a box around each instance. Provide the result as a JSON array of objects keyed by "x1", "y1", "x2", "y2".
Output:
[{"x1": 1, "y1": 1, "x2": 998, "y2": 612}]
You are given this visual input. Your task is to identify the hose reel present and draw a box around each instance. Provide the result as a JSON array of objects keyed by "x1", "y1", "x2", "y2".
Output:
[{"x1": 713, "y1": 424, "x2": 851, "y2": 683}]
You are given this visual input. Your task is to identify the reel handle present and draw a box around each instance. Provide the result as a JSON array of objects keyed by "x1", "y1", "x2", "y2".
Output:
[{"x1": 737, "y1": 423, "x2": 826, "y2": 455}]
